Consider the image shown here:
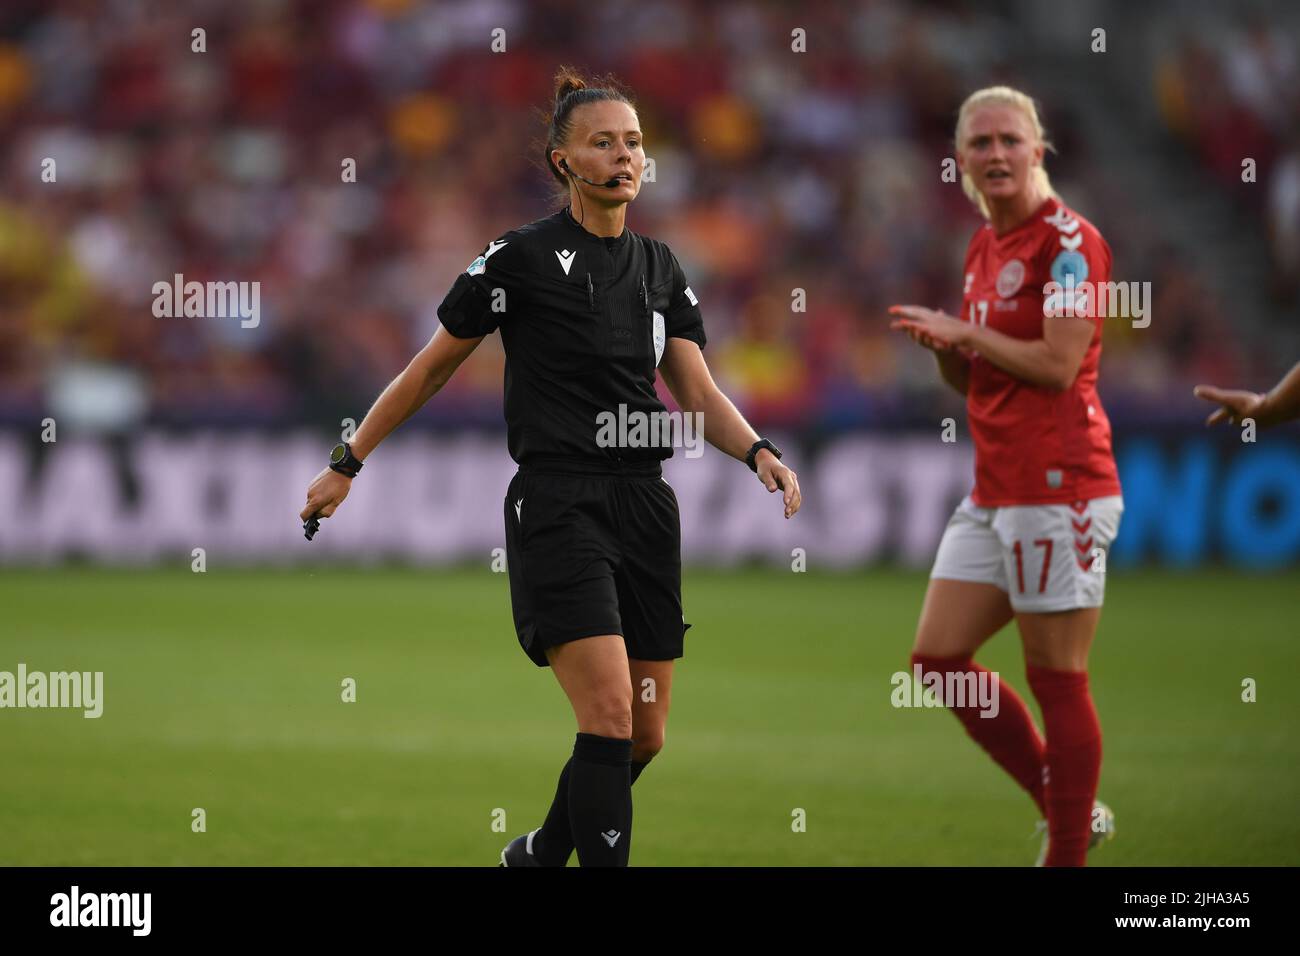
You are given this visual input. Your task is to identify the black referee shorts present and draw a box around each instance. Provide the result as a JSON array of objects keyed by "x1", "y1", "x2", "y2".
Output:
[{"x1": 503, "y1": 457, "x2": 690, "y2": 667}]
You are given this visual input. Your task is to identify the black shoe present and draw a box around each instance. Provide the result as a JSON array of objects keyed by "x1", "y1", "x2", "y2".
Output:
[{"x1": 499, "y1": 829, "x2": 543, "y2": 867}]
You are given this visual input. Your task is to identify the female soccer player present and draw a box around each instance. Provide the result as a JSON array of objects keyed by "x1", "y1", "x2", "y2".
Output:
[
  {"x1": 299, "y1": 68, "x2": 801, "y2": 867},
  {"x1": 889, "y1": 86, "x2": 1121, "y2": 866}
]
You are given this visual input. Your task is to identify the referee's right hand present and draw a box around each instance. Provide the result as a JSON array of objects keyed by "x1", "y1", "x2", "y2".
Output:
[{"x1": 300, "y1": 467, "x2": 352, "y2": 522}]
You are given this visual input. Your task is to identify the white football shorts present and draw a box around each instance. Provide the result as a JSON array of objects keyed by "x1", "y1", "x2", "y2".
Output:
[{"x1": 930, "y1": 495, "x2": 1124, "y2": 612}]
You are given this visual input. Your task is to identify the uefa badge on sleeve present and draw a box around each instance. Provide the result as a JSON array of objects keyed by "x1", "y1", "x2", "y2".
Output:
[
  {"x1": 653, "y1": 311, "x2": 666, "y2": 366},
  {"x1": 1050, "y1": 249, "x2": 1089, "y2": 287}
]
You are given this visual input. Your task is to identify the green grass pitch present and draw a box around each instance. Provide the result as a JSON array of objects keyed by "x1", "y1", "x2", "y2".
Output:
[{"x1": 2, "y1": 565, "x2": 1297, "y2": 865}]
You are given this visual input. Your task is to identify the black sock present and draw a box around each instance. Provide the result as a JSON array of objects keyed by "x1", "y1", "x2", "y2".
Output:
[
  {"x1": 531, "y1": 757, "x2": 574, "y2": 866},
  {"x1": 567, "y1": 732, "x2": 633, "y2": 867},
  {"x1": 533, "y1": 756, "x2": 651, "y2": 866}
]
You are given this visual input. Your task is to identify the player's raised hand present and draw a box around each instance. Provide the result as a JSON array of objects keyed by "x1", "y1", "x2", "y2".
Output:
[
  {"x1": 300, "y1": 467, "x2": 352, "y2": 523},
  {"x1": 897, "y1": 319, "x2": 954, "y2": 353},
  {"x1": 889, "y1": 305, "x2": 970, "y2": 350},
  {"x1": 756, "y1": 452, "x2": 801, "y2": 519},
  {"x1": 1192, "y1": 384, "x2": 1267, "y2": 427}
]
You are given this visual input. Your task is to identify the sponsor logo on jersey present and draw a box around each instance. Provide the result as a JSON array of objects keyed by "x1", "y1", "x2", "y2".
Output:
[
  {"x1": 555, "y1": 249, "x2": 576, "y2": 275},
  {"x1": 996, "y1": 259, "x2": 1025, "y2": 298},
  {"x1": 1043, "y1": 207, "x2": 1080, "y2": 234},
  {"x1": 1044, "y1": 207, "x2": 1083, "y2": 251}
]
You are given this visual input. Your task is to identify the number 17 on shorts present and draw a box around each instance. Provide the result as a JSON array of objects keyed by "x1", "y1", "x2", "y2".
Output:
[{"x1": 930, "y1": 495, "x2": 1124, "y2": 612}]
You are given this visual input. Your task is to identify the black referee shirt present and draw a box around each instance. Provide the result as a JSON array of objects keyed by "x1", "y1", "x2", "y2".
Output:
[{"x1": 437, "y1": 206, "x2": 707, "y2": 466}]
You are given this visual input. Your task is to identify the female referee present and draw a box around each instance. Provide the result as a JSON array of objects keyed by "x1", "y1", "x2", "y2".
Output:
[
  {"x1": 299, "y1": 68, "x2": 801, "y2": 867},
  {"x1": 889, "y1": 86, "x2": 1121, "y2": 866}
]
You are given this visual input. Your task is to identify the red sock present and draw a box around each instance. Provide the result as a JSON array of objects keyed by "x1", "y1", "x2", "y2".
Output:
[
  {"x1": 911, "y1": 653, "x2": 1046, "y2": 815},
  {"x1": 1026, "y1": 664, "x2": 1102, "y2": 867}
]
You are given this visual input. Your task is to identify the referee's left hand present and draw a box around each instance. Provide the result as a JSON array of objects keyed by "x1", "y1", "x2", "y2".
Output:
[
  {"x1": 756, "y1": 450, "x2": 801, "y2": 519},
  {"x1": 300, "y1": 466, "x2": 352, "y2": 522}
]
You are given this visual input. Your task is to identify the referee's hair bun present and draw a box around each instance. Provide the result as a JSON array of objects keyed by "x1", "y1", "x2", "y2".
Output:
[{"x1": 554, "y1": 66, "x2": 588, "y2": 104}]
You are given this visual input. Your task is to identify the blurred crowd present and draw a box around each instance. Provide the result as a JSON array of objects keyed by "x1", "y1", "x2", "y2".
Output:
[
  {"x1": 1156, "y1": 17, "x2": 1300, "y2": 304},
  {"x1": 0, "y1": 0, "x2": 1283, "y2": 432}
]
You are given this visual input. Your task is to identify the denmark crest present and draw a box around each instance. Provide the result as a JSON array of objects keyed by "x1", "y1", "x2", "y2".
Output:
[{"x1": 996, "y1": 259, "x2": 1025, "y2": 298}]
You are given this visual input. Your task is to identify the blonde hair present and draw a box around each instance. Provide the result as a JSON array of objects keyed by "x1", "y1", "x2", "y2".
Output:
[{"x1": 955, "y1": 86, "x2": 1057, "y2": 219}]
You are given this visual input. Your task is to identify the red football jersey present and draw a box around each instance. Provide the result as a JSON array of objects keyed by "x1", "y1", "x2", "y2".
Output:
[{"x1": 960, "y1": 196, "x2": 1122, "y2": 506}]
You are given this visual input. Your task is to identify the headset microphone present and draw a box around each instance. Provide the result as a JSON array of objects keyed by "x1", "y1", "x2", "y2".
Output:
[{"x1": 561, "y1": 159, "x2": 624, "y2": 189}]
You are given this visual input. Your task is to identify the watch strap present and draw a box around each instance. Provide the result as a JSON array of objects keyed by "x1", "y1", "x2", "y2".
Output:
[
  {"x1": 745, "y1": 438, "x2": 782, "y2": 473},
  {"x1": 329, "y1": 442, "x2": 364, "y2": 478}
]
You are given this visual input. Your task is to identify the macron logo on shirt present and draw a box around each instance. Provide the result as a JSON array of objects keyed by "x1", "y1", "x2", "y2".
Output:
[{"x1": 555, "y1": 249, "x2": 576, "y2": 275}]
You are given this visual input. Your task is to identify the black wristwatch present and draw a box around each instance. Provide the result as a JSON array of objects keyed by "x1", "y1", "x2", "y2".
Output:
[
  {"x1": 745, "y1": 438, "x2": 782, "y2": 473},
  {"x1": 329, "y1": 441, "x2": 364, "y2": 478}
]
